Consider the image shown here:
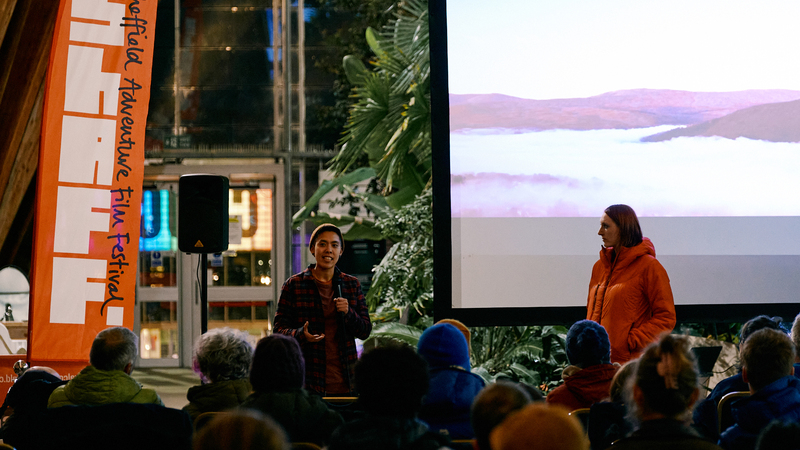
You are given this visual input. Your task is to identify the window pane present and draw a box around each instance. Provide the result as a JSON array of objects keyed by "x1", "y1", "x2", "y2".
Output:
[{"x1": 139, "y1": 188, "x2": 179, "y2": 287}]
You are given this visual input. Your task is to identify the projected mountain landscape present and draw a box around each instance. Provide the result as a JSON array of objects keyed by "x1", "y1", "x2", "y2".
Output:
[
  {"x1": 450, "y1": 89, "x2": 800, "y2": 140},
  {"x1": 449, "y1": 89, "x2": 800, "y2": 218}
]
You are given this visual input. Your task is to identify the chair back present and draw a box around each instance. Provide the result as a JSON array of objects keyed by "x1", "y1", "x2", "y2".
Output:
[
  {"x1": 291, "y1": 443, "x2": 322, "y2": 450},
  {"x1": 717, "y1": 391, "x2": 750, "y2": 435},
  {"x1": 569, "y1": 407, "x2": 591, "y2": 434},
  {"x1": 321, "y1": 396, "x2": 358, "y2": 405}
]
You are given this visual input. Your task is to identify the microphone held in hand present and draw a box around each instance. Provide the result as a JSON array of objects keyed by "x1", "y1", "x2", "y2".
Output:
[{"x1": 337, "y1": 284, "x2": 345, "y2": 317}]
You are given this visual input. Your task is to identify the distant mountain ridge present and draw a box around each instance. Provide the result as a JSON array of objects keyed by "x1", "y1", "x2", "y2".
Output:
[
  {"x1": 449, "y1": 89, "x2": 800, "y2": 132},
  {"x1": 641, "y1": 99, "x2": 800, "y2": 143}
]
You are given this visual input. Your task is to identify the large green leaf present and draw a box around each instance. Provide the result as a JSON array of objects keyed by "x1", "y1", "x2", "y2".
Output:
[
  {"x1": 509, "y1": 363, "x2": 542, "y2": 386},
  {"x1": 343, "y1": 55, "x2": 369, "y2": 85},
  {"x1": 292, "y1": 167, "x2": 376, "y2": 226},
  {"x1": 343, "y1": 222, "x2": 385, "y2": 241},
  {"x1": 385, "y1": 185, "x2": 422, "y2": 210},
  {"x1": 364, "y1": 322, "x2": 422, "y2": 347},
  {"x1": 365, "y1": 26, "x2": 382, "y2": 56}
]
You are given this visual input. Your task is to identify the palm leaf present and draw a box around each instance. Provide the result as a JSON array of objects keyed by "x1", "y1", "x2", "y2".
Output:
[{"x1": 364, "y1": 321, "x2": 422, "y2": 347}]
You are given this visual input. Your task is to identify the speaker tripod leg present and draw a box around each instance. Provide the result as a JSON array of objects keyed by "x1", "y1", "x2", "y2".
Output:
[{"x1": 201, "y1": 253, "x2": 208, "y2": 333}]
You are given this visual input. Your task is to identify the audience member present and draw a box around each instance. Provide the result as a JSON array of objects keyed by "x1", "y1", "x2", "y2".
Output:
[
  {"x1": 790, "y1": 312, "x2": 800, "y2": 371},
  {"x1": 515, "y1": 381, "x2": 545, "y2": 401},
  {"x1": 719, "y1": 328, "x2": 800, "y2": 450},
  {"x1": 0, "y1": 366, "x2": 67, "y2": 445},
  {"x1": 471, "y1": 381, "x2": 532, "y2": 450},
  {"x1": 241, "y1": 333, "x2": 343, "y2": 446},
  {"x1": 692, "y1": 315, "x2": 784, "y2": 440},
  {"x1": 547, "y1": 320, "x2": 617, "y2": 411},
  {"x1": 48, "y1": 326, "x2": 163, "y2": 407},
  {"x1": 327, "y1": 343, "x2": 451, "y2": 450},
  {"x1": 193, "y1": 409, "x2": 289, "y2": 450},
  {"x1": 755, "y1": 419, "x2": 800, "y2": 450},
  {"x1": 612, "y1": 333, "x2": 722, "y2": 450},
  {"x1": 184, "y1": 327, "x2": 254, "y2": 422},
  {"x1": 489, "y1": 403, "x2": 589, "y2": 450},
  {"x1": 436, "y1": 318, "x2": 472, "y2": 353},
  {"x1": 417, "y1": 322, "x2": 485, "y2": 439},
  {"x1": 587, "y1": 359, "x2": 636, "y2": 450}
]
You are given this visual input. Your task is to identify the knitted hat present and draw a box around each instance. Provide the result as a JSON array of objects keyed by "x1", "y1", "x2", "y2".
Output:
[
  {"x1": 435, "y1": 318, "x2": 471, "y2": 351},
  {"x1": 566, "y1": 320, "x2": 611, "y2": 368},
  {"x1": 250, "y1": 334, "x2": 305, "y2": 391},
  {"x1": 308, "y1": 223, "x2": 343, "y2": 250},
  {"x1": 417, "y1": 323, "x2": 470, "y2": 370}
]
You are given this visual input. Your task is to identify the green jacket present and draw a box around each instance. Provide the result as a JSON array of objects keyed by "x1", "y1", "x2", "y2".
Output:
[
  {"x1": 47, "y1": 366, "x2": 163, "y2": 408},
  {"x1": 183, "y1": 378, "x2": 252, "y2": 422}
]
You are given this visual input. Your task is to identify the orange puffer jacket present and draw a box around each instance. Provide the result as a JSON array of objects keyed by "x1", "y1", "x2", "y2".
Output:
[{"x1": 586, "y1": 238, "x2": 676, "y2": 363}]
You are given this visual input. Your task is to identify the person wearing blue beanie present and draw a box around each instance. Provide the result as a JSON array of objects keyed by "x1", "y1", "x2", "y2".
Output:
[
  {"x1": 417, "y1": 322, "x2": 485, "y2": 439},
  {"x1": 547, "y1": 320, "x2": 618, "y2": 411}
]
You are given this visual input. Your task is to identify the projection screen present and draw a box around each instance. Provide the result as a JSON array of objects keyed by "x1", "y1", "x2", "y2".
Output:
[{"x1": 431, "y1": 0, "x2": 800, "y2": 325}]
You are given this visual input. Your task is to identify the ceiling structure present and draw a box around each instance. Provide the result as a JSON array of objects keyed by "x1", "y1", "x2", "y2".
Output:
[{"x1": 0, "y1": 0, "x2": 58, "y2": 274}]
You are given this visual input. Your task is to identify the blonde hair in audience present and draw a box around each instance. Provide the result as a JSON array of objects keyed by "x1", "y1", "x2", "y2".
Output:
[
  {"x1": 489, "y1": 403, "x2": 589, "y2": 450},
  {"x1": 791, "y1": 312, "x2": 800, "y2": 359},
  {"x1": 627, "y1": 333, "x2": 699, "y2": 422}
]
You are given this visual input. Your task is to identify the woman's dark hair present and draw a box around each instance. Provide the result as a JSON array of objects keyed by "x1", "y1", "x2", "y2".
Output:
[
  {"x1": 629, "y1": 333, "x2": 699, "y2": 420},
  {"x1": 604, "y1": 204, "x2": 643, "y2": 248},
  {"x1": 740, "y1": 315, "x2": 783, "y2": 344},
  {"x1": 355, "y1": 343, "x2": 429, "y2": 417}
]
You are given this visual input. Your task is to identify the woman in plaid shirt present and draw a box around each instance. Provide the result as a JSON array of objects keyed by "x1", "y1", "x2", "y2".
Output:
[{"x1": 274, "y1": 223, "x2": 372, "y2": 395}]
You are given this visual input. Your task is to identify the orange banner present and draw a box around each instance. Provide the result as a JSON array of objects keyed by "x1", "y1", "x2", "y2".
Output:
[{"x1": 28, "y1": 0, "x2": 157, "y2": 369}]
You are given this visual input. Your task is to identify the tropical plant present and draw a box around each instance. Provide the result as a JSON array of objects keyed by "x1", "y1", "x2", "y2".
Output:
[
  {"x1": 365, "y1": 322, "x2": 569, "y2": 391},
  {"x1": 367, "y1": 188, "x2": 432, "y2": 325},
  {"x1": 302, "y1": 0, "x2": 571, "y2": 391},
  {"x1": 306, "y1": 0, "x2": 397, "y2": 149},
  {"x1": 293, "y1": 0, "x2": 431, "y2": 237},
  {"x1": 470, "y1": 326, "x2": 569, "y2": 391}
]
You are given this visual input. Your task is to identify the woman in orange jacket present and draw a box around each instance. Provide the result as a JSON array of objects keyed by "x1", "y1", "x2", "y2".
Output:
[{"x1": 586, "y1": 204, "x2": 676, "y2": 363}]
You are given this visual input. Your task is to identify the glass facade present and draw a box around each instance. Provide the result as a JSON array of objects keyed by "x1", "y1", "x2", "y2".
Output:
[
  {"x1": 138, "y1": 187, "x2": 180, "y2": 360},
  {"x1": 146, "y1": 0, "x2": 338, "y2": 153},
  {"x1": 212, "y1": 187, "x2": 273, "y2": 287},
  {"x1": 136, "y1": 0, "x2": 359, "y2": 363}
]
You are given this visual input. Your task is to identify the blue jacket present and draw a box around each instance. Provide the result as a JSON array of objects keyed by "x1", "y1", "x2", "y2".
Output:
[
  {"x1": 694, "y1": 362, "x2": 800, "y2": 440},
  {"x1": 417, "y1": 323, "x2": 485, "y2": 439},
  {"x1": 719, "y1": 376, "x2": 800, "y2": 450}
]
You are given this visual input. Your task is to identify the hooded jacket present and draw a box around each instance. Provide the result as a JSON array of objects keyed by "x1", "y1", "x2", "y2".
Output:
[
  {"x1": 47, "y1": 365, "x2": 163, "y2": 408},
  {"x1": 546, "y1": 363, "x2": 618, "y2": 411},
  {"x1": 327, "y1": 416, "x2": 451, "y2": 450},
  {"x1": 241, "y1": 388, "x2": 343, "y2": 445},
  {"x1": 719, "y1": 376, "x2": 800, "y2": 450},
  {"x1": 586, "y1": 238, "x2": 676, "y2": 363},
  {"x1": 417, "y1": 323, "x2": 485, "y2": 439},
  {"x1": 183, "y1": 378, "x2": 251, "y2": 422}
]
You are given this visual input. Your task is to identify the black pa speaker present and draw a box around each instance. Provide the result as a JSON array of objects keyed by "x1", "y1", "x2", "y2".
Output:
[{"x1": 179, "y1": 174, "x2": 229, "y2": 253}]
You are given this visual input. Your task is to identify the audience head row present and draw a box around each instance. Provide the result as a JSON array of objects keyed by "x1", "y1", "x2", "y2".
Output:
[{"x1": 193, "y1": 327, "x2": 254, "y2": 383}]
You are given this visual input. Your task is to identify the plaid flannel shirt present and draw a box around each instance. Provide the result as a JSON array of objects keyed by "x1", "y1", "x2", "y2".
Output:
[{"x1": 274, "y1": 265, "x2": 372, "y2": 395}]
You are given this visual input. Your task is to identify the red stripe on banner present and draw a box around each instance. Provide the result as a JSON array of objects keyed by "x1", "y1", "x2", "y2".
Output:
[{"x1": 27, "y1": 0, "x2": 158, "y2": 368}]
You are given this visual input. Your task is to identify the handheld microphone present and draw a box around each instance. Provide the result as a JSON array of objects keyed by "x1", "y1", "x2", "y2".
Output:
[{"x1": 337, "y1": 284, "x2": 345, "y2": 317}]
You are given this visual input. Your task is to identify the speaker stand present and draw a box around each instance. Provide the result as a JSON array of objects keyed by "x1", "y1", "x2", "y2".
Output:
[{"x1": 201, "y1": 253, "x2": 208, "y2": 333}]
